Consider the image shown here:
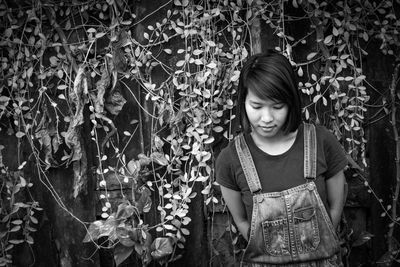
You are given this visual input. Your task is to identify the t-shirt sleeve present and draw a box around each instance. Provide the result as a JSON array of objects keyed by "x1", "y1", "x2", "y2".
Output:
[
  {"x1": 320, "y1": 126, "x2": 348, "y2": 179},
  {"x1": 215, "y1": 145, "x2": 240, "y2": 191}
]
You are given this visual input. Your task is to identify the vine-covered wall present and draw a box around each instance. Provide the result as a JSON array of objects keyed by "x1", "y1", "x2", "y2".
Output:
[{"x1": 1, "y1": 0, "x2": 400, "y2": 266}]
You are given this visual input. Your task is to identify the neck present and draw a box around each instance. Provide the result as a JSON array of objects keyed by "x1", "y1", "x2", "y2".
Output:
[{"x1": 251, "y1": 130, "x2": 298, "y2": 155}]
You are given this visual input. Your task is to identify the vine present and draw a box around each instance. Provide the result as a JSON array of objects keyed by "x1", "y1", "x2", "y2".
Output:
[{"x1": 1, "y1": 0, "x2": 400, "y2": 266}]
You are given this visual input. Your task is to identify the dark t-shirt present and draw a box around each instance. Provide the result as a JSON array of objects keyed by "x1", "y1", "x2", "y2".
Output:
[{"x1": 215, "y1": 123, "x2": 348, "y2": 219}]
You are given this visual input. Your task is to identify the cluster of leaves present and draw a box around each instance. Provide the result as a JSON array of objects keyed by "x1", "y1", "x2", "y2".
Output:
[
  {"x1": 83, "y1": 201, "x2": 173, "y2": 266},
  {"x1": 0, "y1": 0, "x2": 245, "y2": 264},
  {"x1": 0, "y1": 170, "x2": 41, "y2": 266},
  {"x1": 1, "y1": 0, "x2": 400, "y2": 265},
  {"x1": 139, "y1": 0, "x2": 248, "y2": 249}
]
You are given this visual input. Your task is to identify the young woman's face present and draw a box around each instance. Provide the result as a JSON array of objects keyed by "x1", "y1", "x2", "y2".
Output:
[{"x1": 245, "y1": 89, "x2": 289, "y2": 140}]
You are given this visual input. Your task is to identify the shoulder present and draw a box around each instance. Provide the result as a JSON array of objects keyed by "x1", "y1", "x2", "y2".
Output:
[
  {"x1": 313, "y1": 124, "x2": 341, "y2": 146},
  {"x1": 215, "y1": 137, "x2": 238, "y2": 168},
  {"x1": 312, "y1": 124, "x2": 348, "y2": 178},
  {"x1": 215, "y1": 136, "x2": 242, "y2": 190}
]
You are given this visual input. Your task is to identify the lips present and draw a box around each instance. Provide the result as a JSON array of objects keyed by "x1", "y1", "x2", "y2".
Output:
[{"x1": 259, "y1": 126, "x2": 275, "y2": 131}]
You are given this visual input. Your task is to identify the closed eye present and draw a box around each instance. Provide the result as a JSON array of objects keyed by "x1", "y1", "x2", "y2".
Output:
[
  {"x1": 250, "y1": 104, "x2": 261, "y2": 109},
  {"x1": 273, "y1": 104, "x2": 285, "y2": 109}
]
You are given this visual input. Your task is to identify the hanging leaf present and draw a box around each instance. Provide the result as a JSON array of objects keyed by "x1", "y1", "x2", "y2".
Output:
[
  {"x1": 115, "y1": 202, "x2": 137, "y2": 221},
  {"x1": 0, "y1": 96, "x2": 10, "y2": 110},
  {"x1": 134, "y1": 231, "x2": 153, "y2": 265},
  {"x1": 15, "y1": 131, "x2": 25, "y2": 138},
  {"x1": 297, "y1": 66, "x2": 303, "y2": 77},
  {"x1": 116, "y1": 226, "x2": 137, "y2": 246},
  {"x1": 150, "y1": 152, "x2": 168, "y2": 166},
  {"x1": 306, "y1": 52, "x2": 317, "y2": 60},
  {"x1": 230, "y1": 70, "x2": 240, "y2": 82},
  {"x1": 114, "y1": 243, "x2": 134, "y2": 266},
  {"x1": 138, "y1": 153, "x2": 151, "y2": 166},
  {"x1": 313, "y1": 94, "x2": 322, "y2": 103},
  {"x1": 0, "y1": 145, "x2": 4, "y2": 168},
  {"x1": 206, "y1": 62, "x2": 217, "y2": 69},
  {"x1": 324, "y1": 34, "x2": 333, "y2": 44},
  {"x1": 83, "y1": 220, "x2": 104, "y2": 242},
  {"x1": 176, "y1": 60, "x2": 185, "y2": 67},
  {"x1": 151, "y1": 237, "x2": 174, "y2": 261},
  {"x1": 127, "y1": 159, "x2": 141, "y2": 178},
  {"x1": 246, "y1": 9, "x2": 252, "y2": 20},
  {"x1": 95, "y1": 32, "x2": 106, "y2": 38},
  {"x1": 352, "y1": 231, "x2": 374, "y2": 247}
]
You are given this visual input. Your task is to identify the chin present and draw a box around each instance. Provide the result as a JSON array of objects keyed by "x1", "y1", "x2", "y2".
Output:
[{"x1": 256, "y1": 130, "x2": 277, "y2": 138}]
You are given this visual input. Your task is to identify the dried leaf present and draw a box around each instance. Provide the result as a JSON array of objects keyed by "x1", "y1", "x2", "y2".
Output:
[
  {"x1": 35, "y1": 105, "x2": 58, "y2": 169},
  {"x1": 113, "y1": 49, "x2": 127, "y2": 72},
  {"x1": 72, "y1": 148, "x2": 87, "y2": 198},
  {"x1": 64, "y1": 125, "x2": 82, "y2": 162},
  {"x1": 93, "y1": 66, "x2": 111, "y2": 114},
  {"x1": 105, "y1": 90, "x2": 126, "y2": 115},
  {"x1": 136, "y1": 186, "x2": 152, "y2": 213},
  {"x1": 69, "y1": 65, "x2": 89, "y2": 127},
  {"x1": 35, "y1": 129, "x2": 53, "y2": 170},
  {"x1": 65, "y1": 66, "x2": 89, "y2": 183}
]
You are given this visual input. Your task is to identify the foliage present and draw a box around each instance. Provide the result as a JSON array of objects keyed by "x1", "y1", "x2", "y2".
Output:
[
  {"x1": 83, "y1": 201, "x2": 173, "y2": 266},
  {"x1": 1, "y1": 0, "x2": 400, "y2": 266},
  {"x1": 0, "y1": 169, "x2": 41, "y2": 266}
]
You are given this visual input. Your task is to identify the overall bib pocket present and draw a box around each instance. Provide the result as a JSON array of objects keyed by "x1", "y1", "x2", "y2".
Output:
[
  {"x1": 262, "y1": 218, "x2": 290, "y2": 256},
  {"x1": 293, "y1": 206, "x2": 320, "y2": 253}
]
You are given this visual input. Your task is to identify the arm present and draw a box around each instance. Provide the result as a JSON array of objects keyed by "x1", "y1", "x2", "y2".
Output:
[
  {"x1": 325, "y1": 170, "x2": 346, "y2": 229},
  {"x1": 220, "y1": 185, "x2": 250, "y2": 241}
]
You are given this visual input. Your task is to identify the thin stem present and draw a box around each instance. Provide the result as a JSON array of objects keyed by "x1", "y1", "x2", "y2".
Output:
[{"x1": 388, "y1": 63, "x2": 400, "y2": 252}]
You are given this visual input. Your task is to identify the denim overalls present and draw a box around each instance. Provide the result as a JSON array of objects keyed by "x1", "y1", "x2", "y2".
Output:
[{"x1": 235, "y1": 124, "x2": 340, "y2": 266}]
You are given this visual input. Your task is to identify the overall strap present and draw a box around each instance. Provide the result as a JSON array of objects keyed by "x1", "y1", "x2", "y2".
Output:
[
  {"x1": 234, "y1": 134, "x2": 262, "y2": 194},
  {"x1": 304, "y1": 123, "x2": 317, "y2": 180}
]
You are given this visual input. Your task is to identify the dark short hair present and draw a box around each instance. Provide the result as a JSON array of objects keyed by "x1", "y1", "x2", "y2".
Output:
[{"x1": 237, "y1": 50, "x2": 302, "y2": 134}]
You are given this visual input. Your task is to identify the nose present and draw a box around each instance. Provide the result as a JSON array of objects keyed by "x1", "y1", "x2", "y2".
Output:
[{"x1": 261, "y1": 108, "x2": 273, "y2": 123}]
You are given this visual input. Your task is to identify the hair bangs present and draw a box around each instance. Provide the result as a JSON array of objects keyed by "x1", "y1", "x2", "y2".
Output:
[{"x1": 245, "y1": 68, "x2": 290, "y2": 105}]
